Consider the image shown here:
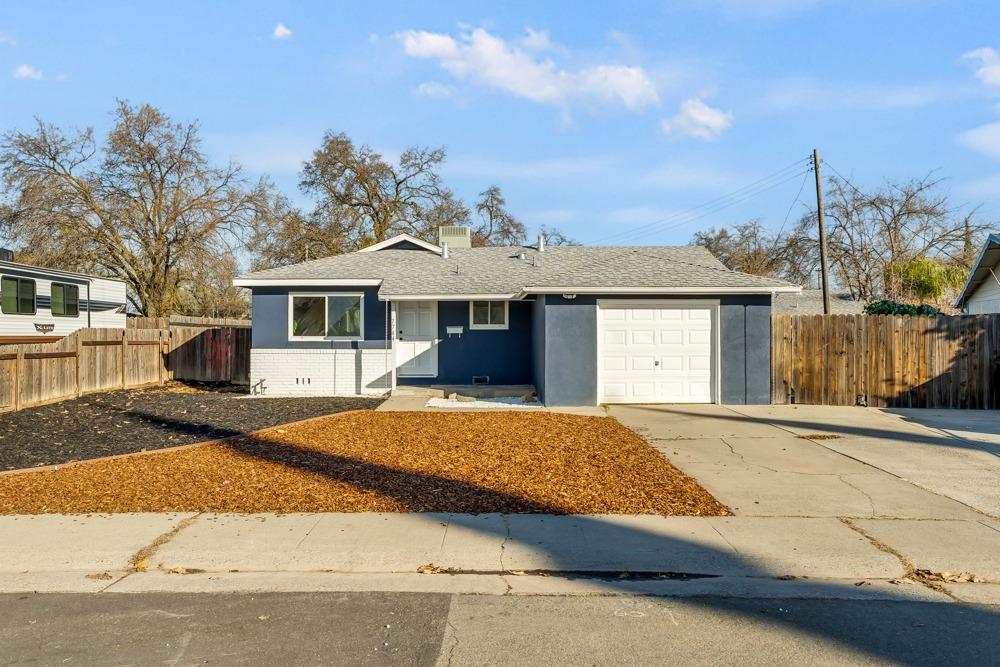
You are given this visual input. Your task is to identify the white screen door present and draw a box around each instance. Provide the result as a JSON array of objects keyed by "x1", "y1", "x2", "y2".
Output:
[{"x1": 395, "y1": 301, "x2": 438, "y2": 377}]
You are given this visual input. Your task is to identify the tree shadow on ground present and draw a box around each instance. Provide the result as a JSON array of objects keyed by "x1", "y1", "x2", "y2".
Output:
[
  {"x1": 120, "y1": 409, "x2": 1000, "y2": 665},
  {"x1": 622, "y1": 404, "x2": 1000, "y2": 456}
]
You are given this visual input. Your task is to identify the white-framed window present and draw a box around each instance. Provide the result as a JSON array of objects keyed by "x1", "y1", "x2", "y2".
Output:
[
  {"x1": 469, "y1": 300, "x2": 508, "y2": 330},
  {"x1": 51, "y1": 282, "x2": 80, "y2": 317},
  {"x1": 288, "y1": 292, "x2": 364, "y2": 340}
]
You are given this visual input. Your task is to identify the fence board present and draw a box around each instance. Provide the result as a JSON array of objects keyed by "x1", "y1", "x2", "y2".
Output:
[
  {"x1": 772, "y1": 314, "x2": 1000, "y2": 409},
  {"x1": 0, "y1": 322, "x2": 249, "y2": 413}
]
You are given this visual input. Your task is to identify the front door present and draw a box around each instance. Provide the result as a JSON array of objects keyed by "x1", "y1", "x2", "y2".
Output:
[{"x1": 395, "y1": 301, "x2": 438, "y2": 377}]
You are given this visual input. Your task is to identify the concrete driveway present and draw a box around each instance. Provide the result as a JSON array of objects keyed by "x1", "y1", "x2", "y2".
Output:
[{"x1": 610, "y1": 403, "x2": 999, "y2": 519}]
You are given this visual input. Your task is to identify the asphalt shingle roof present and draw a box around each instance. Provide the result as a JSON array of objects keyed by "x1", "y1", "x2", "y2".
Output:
[
  {"x1": 237, "y1": 243, "x2": 798, "y2": 297},
  {"x1": 773, "y1": 289, "x2": 864, "y2": 315}
]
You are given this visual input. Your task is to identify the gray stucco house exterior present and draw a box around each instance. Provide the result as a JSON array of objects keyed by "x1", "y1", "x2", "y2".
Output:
[{"x1": 233, "y1": 227, "x2": 799, "y2": 406}]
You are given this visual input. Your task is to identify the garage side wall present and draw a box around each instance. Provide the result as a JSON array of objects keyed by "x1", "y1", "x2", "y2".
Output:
[
  {"x1": 540, "y1": 295, "x2": 598, "y2": 406},
  {"x1": 720, "y1": 295, "x2": 771, "y2": 405}
]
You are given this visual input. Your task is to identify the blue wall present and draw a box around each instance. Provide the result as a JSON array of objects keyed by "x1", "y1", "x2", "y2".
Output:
[
  {"x1": 531, "y1": 296, "x2": 546, "y2": 401},
  {"x1": 537, "y1": 295, "x2": 599, "y2": 406},
  {"x1": 251, "y1": 286, "x2": 386, "y2": 349},
  {"x1": 720, "y1": 295, "x2": 771, "y2": 405},
  {"x1": 405, "y1": 299, "x2": 534, "y2": 386}
]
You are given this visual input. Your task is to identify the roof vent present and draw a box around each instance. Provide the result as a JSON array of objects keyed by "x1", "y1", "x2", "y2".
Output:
[
  {"x1": 438, "y1": 226, "x2": 471, "y2": 249},
  {"x1": 537, "y1": 234, "x2": 545, "y2": 253},
  {"x1": 441, "y1": 242, "x2": 450, "y2": 259}
]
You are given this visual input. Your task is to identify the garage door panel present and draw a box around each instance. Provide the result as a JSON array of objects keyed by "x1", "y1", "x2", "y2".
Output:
[
  {"x1": 599, "y1": 303, "x2": 714, "y2": 404},
  {"x1": 631, "y1": 329, "x2": 655, "y2": 345}
]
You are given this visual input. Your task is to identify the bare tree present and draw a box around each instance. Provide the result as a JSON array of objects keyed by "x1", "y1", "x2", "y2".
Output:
[
  {"x1": 821, "y1": 173, "x2": 987, "y2": 301},
  {"x1": 299, "y1": 131, "x2": 455, "y2": 247},
  {"x1": 0, "y1": 101, "x2": 268, "y2": 315},
  {"x1": 472, "y1": 185, "x2": 526, "y2": 246},
  {"x1": 539, "y1": 225, "x2": 577, "y2": 246},
  {"x1": 247, "y1": 196, "x2": 359, "y2": 270},
  {"x1": 177, "y1": 250, "x2": 250, "y2": 318},
  {"x1": 692, "y1": 220, "x2": 815, "y2": 283}
]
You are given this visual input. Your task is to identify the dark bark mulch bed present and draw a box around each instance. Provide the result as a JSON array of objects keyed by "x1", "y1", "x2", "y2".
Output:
[{"x1": 0, "y1": 382, "x2": 382, "y2": 471}]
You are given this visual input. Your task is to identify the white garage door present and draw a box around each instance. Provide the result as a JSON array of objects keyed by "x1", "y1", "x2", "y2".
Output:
[{"x1": 598, "y1": 302, "x2": 714, "y2": 404}]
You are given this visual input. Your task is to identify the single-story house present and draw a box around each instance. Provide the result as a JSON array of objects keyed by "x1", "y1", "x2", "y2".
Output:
[
  {"x1": 954, "y1": 233, "x2": 1000, "y2": 314},
  {"x1": 773, "y1": 289, "x2": 864, "y2": 315},
  {"x1": 233, "y1": 227, "x2": 800, "y2": 406}
]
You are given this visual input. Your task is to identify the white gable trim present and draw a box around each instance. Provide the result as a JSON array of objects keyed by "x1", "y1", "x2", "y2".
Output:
[{"x1": 358, "y1": 233, "x2": 442, "y2": 254}]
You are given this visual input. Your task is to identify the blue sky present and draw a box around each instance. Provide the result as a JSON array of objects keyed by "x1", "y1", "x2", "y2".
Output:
[{"x1": 2, "y1": 0, "x2": 1000, "y2": 247}]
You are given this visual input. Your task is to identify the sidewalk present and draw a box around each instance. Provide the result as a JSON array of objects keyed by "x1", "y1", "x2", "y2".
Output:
[{"x1": 2, "y1": 512, "x2": 998, "y2": 603}]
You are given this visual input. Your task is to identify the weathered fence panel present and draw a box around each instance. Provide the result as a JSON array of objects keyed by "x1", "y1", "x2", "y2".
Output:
[
  {"x1": 167, "y1": 325, "x2": 250, "y2": 384},
  {"x1": 0, "y1": 322, "x2": 250, "y2": 413},
  {"x1": 129, "y1": 315, "x2": 251, "y2": 329},
  {"x1": 772, "y1": 314, "x2": 1000, "y2": 409}
]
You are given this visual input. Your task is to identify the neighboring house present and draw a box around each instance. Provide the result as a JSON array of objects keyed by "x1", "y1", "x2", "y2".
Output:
[
  {"x1": 773, "y1": 289, "x2": 864, "y2": 315},
  {"x1": 955, "y1": 233, "x2": 1000, "y2": 314},
  {"x1": 233, "y1": 227, "x2": 800, "y2": 407},
  {"x1": 0, "y1": 258, "x2": 127, "y2": 343}
]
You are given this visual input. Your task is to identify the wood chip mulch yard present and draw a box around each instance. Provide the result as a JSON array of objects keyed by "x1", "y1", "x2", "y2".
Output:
[
  {"x1": 0, "y1": 382, "x2": 382, "y2": 471},
  {"x1": 0, "y1": 412, "x2": 729, "y2": 516}
]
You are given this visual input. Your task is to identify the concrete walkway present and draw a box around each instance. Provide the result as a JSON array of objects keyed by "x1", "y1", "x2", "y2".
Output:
[{"x1": 1, "y1": 511, "x2": 998, "y2": 603}]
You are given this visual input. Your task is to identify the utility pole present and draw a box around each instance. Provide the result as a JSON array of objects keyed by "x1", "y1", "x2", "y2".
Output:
[{"x1": 813, "y1": 148, "x2": 832, "y2": 315}]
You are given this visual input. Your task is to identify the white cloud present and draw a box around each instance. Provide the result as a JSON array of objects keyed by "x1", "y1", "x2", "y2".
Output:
[
  {"x1": 414, "y1": 81, "x2": 457, "y2": 98},
  {"x1": 661, "y1": 98, "x2": 733, "y2": 140},
  {"x1": 272, "y1": 23, "x2": 292, "y2": 40},
  {"x1": 963, "y1": 47, "x2": 1000, "y2": 88},
  {"x1": 759, "y1": 78, "x2": 948, "y2": 112},
  {"x1": 520, "y1": 27, "x2": 555, "y2": 52},
  {"x1": 956, "y1": 172, "x2": 1000, "y2": 201},
  {"x1": 396, "y1": 28, "x2": 659, "y2": 113},
  {"x1": 957, "y1": 121, "x2": 1000, "y2": 159},
  {"x1": 12, "y1": 64, "x2": 42, "y2": 80},
  {"x1": 0, "y1": 32, "x2": 15, "y2": 47}
]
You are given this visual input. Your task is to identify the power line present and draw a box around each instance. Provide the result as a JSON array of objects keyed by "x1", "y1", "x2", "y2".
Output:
[{"x1": 587, "y1": 156, "x2": 812, "y2": 245}]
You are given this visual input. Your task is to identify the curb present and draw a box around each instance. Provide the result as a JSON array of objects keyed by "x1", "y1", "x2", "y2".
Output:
[{"x1": 0, "y1": 409, "x2": 371, "y2": 478}]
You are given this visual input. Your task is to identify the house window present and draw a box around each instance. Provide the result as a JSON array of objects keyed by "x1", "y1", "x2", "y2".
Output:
[
  {"x1": 51, "y1": 283, "x2": 80, "y2": 317},
  {"x1": 289, "y1": 293, "x2": 363, "y2": 339},
  {"x1": 469, "y1": 300, "x2": 508, "y2": 330},
  {"x1": 1, "y1": 276, "x2": 36, "y2": 315}
]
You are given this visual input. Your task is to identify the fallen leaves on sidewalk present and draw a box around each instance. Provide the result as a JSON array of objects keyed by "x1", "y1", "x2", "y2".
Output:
[{"x1": 0, "y1": 411, "x2": 729, "y2": 516}]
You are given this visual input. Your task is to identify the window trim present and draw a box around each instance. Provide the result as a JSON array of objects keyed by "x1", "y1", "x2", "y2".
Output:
[
  {"x1": 469, "y1": 300, "x2": 509, "y2": 330},
  {"x1": 1, "y1": 275, "x2": 37, "y2": 316},
  {"x1": 50, "y1": 282, "x2": 80, "y2": 318},
  {"x1": 287, "y1": 292, "x2": 364, "y2": 341}
]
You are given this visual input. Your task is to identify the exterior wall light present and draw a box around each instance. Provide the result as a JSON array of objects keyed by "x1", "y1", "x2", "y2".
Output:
[{"x1": 562, "y1": 294, "x2": 577, "y2": 300}]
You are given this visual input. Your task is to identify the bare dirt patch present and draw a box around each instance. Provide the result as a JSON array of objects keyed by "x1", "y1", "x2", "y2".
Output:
[
  {"x1": 0, "y1": 382, "x2": 382, "y2": 471},
  {"x1": 0, "y1": 412, "x2": 729, "y2": 516}
]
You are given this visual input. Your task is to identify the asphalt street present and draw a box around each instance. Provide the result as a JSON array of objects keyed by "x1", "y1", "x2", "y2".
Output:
[{"x1": 1, "y1": 592, "x2": 997, "y2": 666}]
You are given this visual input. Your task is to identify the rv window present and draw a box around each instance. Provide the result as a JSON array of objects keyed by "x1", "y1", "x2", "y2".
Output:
[
  {"x1": 52, "y1": 283, "x2": 80, "y2": 317},
  {"x1": 1, "y1": 276, "x2": 36, "y2": 315}
]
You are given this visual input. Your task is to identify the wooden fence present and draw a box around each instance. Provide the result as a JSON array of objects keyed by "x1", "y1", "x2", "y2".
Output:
[
  {"x1": 0, "y1": 323, "x2": 250, "y2": 413},
  {"x1": 129, "y1": 315, "x2": 251, "y2": 329},
  {"x1": 772, "y1": 314, "x2": 1000, "y2": 409}
]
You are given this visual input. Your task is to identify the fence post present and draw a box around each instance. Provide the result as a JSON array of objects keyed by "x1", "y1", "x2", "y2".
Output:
[
  {"x1": 12, "y1": 346, "x2": 21, "y2": 412},
  {"x1": 74, "y1": 333, "x2": 82, "y2": 397},
  {"x1": 120, "y1": 330, "x2": 127, "y2": 388},
  {"x1": 158, "y1": 329, "x2": 164, "y2": 385}
]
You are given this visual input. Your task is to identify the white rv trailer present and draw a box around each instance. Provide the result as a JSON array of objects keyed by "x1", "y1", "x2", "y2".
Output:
[{"x1": 0, "y1": 259, "x2": 127, "y2": 342}]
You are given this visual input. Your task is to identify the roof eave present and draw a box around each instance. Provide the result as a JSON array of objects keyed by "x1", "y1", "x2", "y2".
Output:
[
  {"x1": 953, "y1": 234, "x2": 1000, "y2": 308},
  {"x1": 232, "y1": 278, "x2": 383, "y2": 288},
  {"x1": 517, "y1": 285, "x2": 802, "y2": 297}
]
